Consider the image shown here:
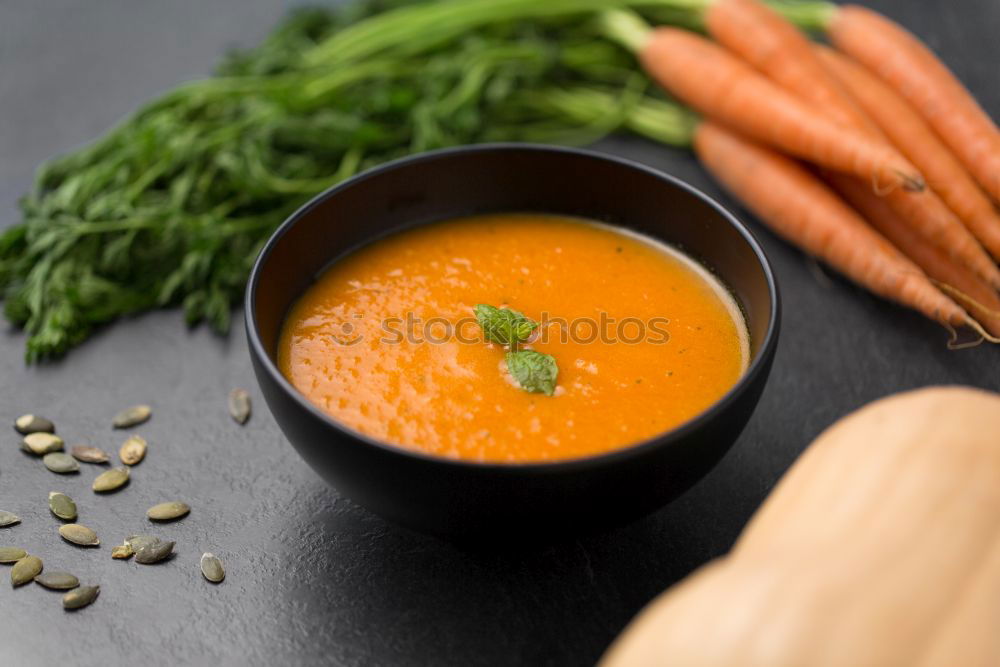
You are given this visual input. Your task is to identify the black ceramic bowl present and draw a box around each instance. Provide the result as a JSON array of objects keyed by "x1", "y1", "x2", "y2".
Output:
[{"x1": 247, "y1": 144, "x2": 779, "y2": 540}]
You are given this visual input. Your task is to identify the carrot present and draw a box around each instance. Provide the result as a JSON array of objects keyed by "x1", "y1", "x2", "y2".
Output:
[
  {"x1": 693, "y1": 121, "x2": 971, "y2": 330},
  {"x1": 704, "y1": 0, "x2": 874, "y2": 134},
  {"x1": 637, "y1": 27, "x2": 924, "y2": 192},
  {"x1": 877, "y1": 186, "x2": 1000, "y2": 290},
  {"x1": 694, "y1": 0, "x2": 1000, "y2": 289},
  {"x1": 828, "y1": 5, "x2": 1000, "y2": 204},
  {"x1": 818, "y1": 46, "x2": 1000, "y2": 265},
  {"x1": 829, "y1": 173, "x2": 1000, "y2": 338}
]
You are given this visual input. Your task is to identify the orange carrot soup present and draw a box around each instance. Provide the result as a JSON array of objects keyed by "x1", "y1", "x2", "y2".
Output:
[{"x1": 278, "y1": 214, "x2": 749, "y2": 463}]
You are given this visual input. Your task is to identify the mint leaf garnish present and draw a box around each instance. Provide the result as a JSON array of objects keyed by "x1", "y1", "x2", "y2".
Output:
[
  {"x1": 474, "y1": 304, "x2": 537, "y2": 346},
  {"x1": 506, "y1": 349, "x2": 558, "y2": 396},
  {"x1": 474, "y1": 303, "x2": 558, "y2": 396}
]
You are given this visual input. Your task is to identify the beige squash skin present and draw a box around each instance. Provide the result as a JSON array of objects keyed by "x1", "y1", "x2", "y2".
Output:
[{"x1": 601, "y1": 386, "x2": 1000, "y2": 667}]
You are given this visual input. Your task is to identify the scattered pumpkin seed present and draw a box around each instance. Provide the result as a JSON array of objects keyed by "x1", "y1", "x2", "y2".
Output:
[
  {"x1": 111, "y1": 544, "x2": 134, "y2": 559},
  {"x1": 0, "y1": 511, "x2": 20, "y2": 527},
  {"x1": 35, "y1": 571, "x2": 80, "y2": 590},
  {"x1": 125, "y1": 535, "x2": 160, "y2": 552},
  {"x1": 228, "y1": 389, "x2": 252, "y2": 425},
  {"x1": 11, "y1": 555, "x2": 42, "y2": 586},
  {"x1": 49, "y1": 492, "x2": 78, "y2": 521},
  {"x1": 43, "y1": 452, "x2": 80, "y2": 474},
  {"x1": 135, "y1": 540, "x2": 174, "y2": 564},
  {"x1": 22, "y1": 432, "x2": 64, "y2": 456},
  {"x1": 63, "y1": 585, "x2": 99, "y2": 610},
  {"x1": 112, "y1": 404, "x2": 151, "y2": 429},
  {"x1": 200, "y1": 553, "x2": 225, "y2": 583},
  {"x1": 93, "y1": 467, "x2": 130, "y2": 493},
  {"x1": 118, "y1": 435, "x2": 147, "y2": 466},
  {"x1": 14, "y1": 414, "x2": 55, "y2": 435},
  {"x1": 146, "y1": 501, "x2": 190, "y2": 522},
  {"x1": 70, "y1": 445, "x2": 110, "y2": 464},
  {"x1": 0, "y1": 547, "x2": 27, "y2": 563},
  {"x1": 59, "y1": 523, "x2": 100, "y2": 547}
]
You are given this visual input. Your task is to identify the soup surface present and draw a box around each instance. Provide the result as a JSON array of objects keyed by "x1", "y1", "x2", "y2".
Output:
[{"x1": 279, "y1": 214, "x2": 748, "y2": 462}]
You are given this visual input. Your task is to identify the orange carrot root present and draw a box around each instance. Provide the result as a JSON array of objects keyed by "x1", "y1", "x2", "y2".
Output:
[
  {"x1": 817, "y1": 46, "x2": 1000, "y2": 265},
  {"x1": 829, "y1": 173, "x2": 1000, "y2": 339},
  {"x1": 693, "y1": 122, "x2": 968, "y2": 331},
  {"x1": 695, "y1": 0, "x2": 1000, "y2": 289},
  {"x1": 877, "y1": 187, "x2": 1000, "y2": 291},
  {"x1": 829, "y1": 5, "x2": 1000, "y2": 205},
  {"x1": 639, "y1": 27, "x2": 925, "y2": 192},
  {"x1": 936, "y1": 283, "x2": 1000, "y2": 320},
  {"x1": 705, "y1": 0, "x2": 876, "y2": 134}
]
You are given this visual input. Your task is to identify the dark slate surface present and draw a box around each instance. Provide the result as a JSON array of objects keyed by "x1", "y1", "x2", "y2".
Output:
[{"x1": 1, "y1": 1, "x2": 998, "y2": 665}]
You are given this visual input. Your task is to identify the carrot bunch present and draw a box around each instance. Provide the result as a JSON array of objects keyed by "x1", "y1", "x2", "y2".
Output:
[{"x1": 603, "y1": 2, "x2": 1000, "y2": 344}]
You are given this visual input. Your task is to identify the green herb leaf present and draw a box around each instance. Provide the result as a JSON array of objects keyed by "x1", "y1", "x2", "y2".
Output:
[
  {"x1": 474, "y1": 304, "x2": 537, "y2": 346},
  {"x1": 506, "y1": 349, "x2": 558, "y2": 396}
]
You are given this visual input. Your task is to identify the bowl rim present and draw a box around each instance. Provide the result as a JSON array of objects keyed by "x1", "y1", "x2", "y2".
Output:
[{"x1": 245, "y1": 142, "x2": 780, "y2": 473}]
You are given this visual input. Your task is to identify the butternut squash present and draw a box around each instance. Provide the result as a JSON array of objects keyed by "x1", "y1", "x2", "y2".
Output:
[{"x1": 602, "y1": 386, "x2": 1000, "y2": 667}]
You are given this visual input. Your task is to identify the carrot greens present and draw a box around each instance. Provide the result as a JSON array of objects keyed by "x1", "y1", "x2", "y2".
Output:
[
  {"x1": 0, "y1": 2, "x2": 629, "y2": 361},
  {"x1": 0, "y1": 0, "x2": 832, "y2": 361}
]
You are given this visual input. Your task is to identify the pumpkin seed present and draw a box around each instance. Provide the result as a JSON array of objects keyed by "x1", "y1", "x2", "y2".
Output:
[
  {"x1": 49, "y1": 492, "x2": 78, "y2": 521},
  {"x1": 112, "y1": 404, "x2": 151, "y2": 429},
  {"x1": 63, "y1": 585, "x2": 99, "y2": 610},
  {"x1": 22, "y1": 432, "x2": 64, "y2": 455},
  {"x1": 125, "y1": 535, "x2": 160, "y2": 552},
  {"x1": 0, "y1": 547, "x2": 27, "y2": 563},
  {"x1": 135, "y1": 540, "x2": 174, "y2": 564},
  {"x1": 146, "y1": 501, "x2": 190, "y2": 522},
  {"x1": 14, "y1": 414, "x2": 55, "y2": 435},
  {"x1": 111, "y1": 544, "x2": 134, "y2": 559},
  {"x1": 43, "y1": 452, "x2": 80, "y2": 474},
  {"x1": 200, "y1": 553, "x2": 225, "y2": 583},
  {"x1": 59, "y1": 523, "x2": 100, "y2": 547},
  {"x1": 35, "y1": 571, "x2": 79, "y2": 590},
  {"x1": 0, "y1": 511, "x2": 20, "y2": 527},
  {"x1": 11, "y1": 555, "x2": 42, "y2": 586},
  {"x1": 118, "y1": 435, "x2": 147, "y2": 466},
  {"x1": 93, "y1": 467, "x2": 130, "y2": 493},
  {"x1": 228, "y1": 389, "x2": 252, "y2": 425},
  {"x1": 70, "y1": 445, "x2": 110, "y2": 464}
]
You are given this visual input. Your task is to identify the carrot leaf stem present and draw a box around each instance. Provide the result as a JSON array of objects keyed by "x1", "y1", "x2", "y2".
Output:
[
  {"x1": 306, "y1": 0, "x2": 713, "y2": 68},
  {"x1": 532, "y1": 85, "x2": 698, "y2": 148},
  {"x1": 761, "y1": 1, "x2": 837, "y2": 33},
  {"x1": 599, "y1": 8, "x2": 654, "y2": 54}
]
